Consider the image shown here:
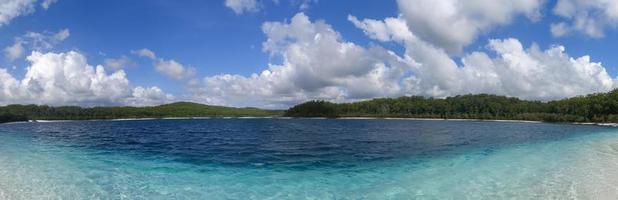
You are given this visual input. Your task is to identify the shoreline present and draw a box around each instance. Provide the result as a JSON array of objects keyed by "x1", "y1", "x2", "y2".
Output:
[
  {"x1": 339, "y1": 117, "x2": 618, "y2": 127},
  {"x1": 5, "y1": 116, "x2": 617, "y2": 127},
  {"x1": 338, "y1": 117, "x2": 544, "y2": 124}
]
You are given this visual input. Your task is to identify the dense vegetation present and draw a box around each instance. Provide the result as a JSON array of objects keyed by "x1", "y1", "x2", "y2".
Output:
[
  {"x1": 0, "y1": 113, "x2": 28, "y2": 123},
  {"x1": 285, "y1": 89, "x2": 618, "y2": 123},
  {"x1": 4, "y1": 89, "x2": 618, "y2": 123},
  {"x1": 0, "y1": 102, "x2": 281, "y2": 122}
]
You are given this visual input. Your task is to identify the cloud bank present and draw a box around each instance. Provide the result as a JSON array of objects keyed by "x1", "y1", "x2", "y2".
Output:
[
  {"x1": 195, "y1": 7, "x2": 615, "y2": 108},
  {"x1": 351, "y1": 15, "x2": 613, "y2": 99},
  {"x1": 0, "y1": 51, "x2": 173, "y2": 106}
]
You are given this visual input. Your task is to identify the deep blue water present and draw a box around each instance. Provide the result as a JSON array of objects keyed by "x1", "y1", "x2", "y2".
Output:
[{"x1": 1, "y1": 119, "x2": 618, "y2": 199}]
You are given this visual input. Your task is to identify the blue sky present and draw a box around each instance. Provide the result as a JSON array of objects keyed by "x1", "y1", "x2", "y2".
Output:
[
  {"x1": 1, "y1": 0, "x2": 400, "y2": 91},
  {"x1": 1, "y1": 0, "x2": 618, "y2": 108}
]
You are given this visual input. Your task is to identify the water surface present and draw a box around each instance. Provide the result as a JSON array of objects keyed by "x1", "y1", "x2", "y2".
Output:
[{"x1": 0, "y1": 119, "x2": 617, "y2": 199}]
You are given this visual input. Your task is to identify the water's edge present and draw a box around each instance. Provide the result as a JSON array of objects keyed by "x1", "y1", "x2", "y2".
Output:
[{"x1": 10, "y1": 116, "x2": 618, "y2": 128}]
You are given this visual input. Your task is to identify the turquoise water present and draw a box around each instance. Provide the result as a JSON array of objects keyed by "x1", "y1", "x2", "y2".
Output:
[{"x1": 0, "y1": 119, "x2": 617, "y2": 199}]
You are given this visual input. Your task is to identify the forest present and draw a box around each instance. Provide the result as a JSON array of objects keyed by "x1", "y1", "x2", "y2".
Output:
[
  {"x1": 3, "y1": 89, "x2": 618, "y2": 124},
  {"x1": 0, "y1": 102, "x2": 281, "y2": 123},
  {"x1": 285, "y1": 89, "x2": 618, "y2": 123}
]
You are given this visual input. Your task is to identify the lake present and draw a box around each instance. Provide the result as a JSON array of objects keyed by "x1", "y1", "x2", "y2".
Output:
[{"x1": 0, "y1": 119, "x2": 617, "y2": 199}]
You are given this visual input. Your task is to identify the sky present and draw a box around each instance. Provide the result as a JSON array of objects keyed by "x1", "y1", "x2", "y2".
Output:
[{"x1": 1, "y1": 0, "x2": 618, "y2": 108}]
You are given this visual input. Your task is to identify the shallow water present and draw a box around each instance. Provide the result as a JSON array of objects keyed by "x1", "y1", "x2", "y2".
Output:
[{"x1": 0, "y1": 119, "x2": 617, "y2": 199}]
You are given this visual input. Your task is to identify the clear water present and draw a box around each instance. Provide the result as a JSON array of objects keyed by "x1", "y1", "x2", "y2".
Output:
[{"x1": 0, "y1": 119, "x2": 617, "y2": 199}]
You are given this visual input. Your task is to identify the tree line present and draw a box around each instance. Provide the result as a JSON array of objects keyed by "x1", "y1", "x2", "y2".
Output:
[
  {"x1": 0, "y1": 102, "x2": 281, "y2": 123},
  {"x1": 285, "y1": 89, "x2": 618, "y2": 123},
  {"x1": 3, "y1": 90, "x2": 618, "y2": 124}
]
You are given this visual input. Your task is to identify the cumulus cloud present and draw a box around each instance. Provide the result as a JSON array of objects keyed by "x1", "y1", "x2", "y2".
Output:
[
  {"x1": 351, "y1": 15, "x2": 614, "y2": 100},
  {"x1": 4, "y1": 28, "x2": 70, "y2": 61},
  {"x1": 193, "y1": 13, "x2": 413, "y2": 108},
  {"x1": 0, "y1": 51, "x2": 172, "y2": 106},
  {"x1": 154, "y1": 59, "x2": 195, "y2": 80},
  {"x1": 192, "y1": 12, "x2": 615, "y2": 108},
  {"x1": 125, "y1": 86, "x2": 174, "y2": 106},
  {"x1": 224, "y1": 0, "x2": 259, "y2": 14},
  {"x1": 396, "y1": 0, "x2": 543, "y2": 53},
  {"x1": 133, "y1": 48, "x2": 195, "y2": 80},
  {"x1": 551, "y1": 0, "x2": 618, "y2": 38},
  {"x1": 0, "y1": 0, "x2": 56, "y2": 27},
  {"x1": 459, "y1": 39, "x2": 612, "y2": 99},
  {"x1": 348, "y1": 15, "x2": 415, "y2": 43}
]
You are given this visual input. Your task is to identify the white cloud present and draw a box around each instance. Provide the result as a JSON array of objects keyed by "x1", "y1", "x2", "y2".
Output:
[
  {"x1": 104, "y1": 56, "x2": 132, "y2": 71},
  {"x1": 0, "y1": 0, "x2": 56, "y2": 27},
  {"x1": 552, "y1": 0, "x2": 618, "y2": 38},
  {"x1": 3, "y1": 28, "x2": 69, "y2": 61},
  {"x1": 348, "y1": 15, "x2": 415, "y2": 43},
  {"x1": 194, "y1": 13, "x2": 413, "y2": 108},
  {"x1": 224, "y1": 0, "x2": 259, "y2": 14},
  {"x1": 299, "y1": 0, "x2": 317, "y2": 10},
  {"x1": 224, "y1": 0, "x2": 319, "y2": 14},
  {"x1": 3, "y1": 40, "x2": 24, "y2": 61},
  {"x1": 0, "y1": 51, "x2": 172, "y2": 106},
  {"x1": 461, "y1": 39, "x2": 612, "y2": 99},
  {"x1": 133, "y1": 48, "x2": 195, "y2": 80},
  {"x1": 0, "y1": 0, "x2": 36, "y2": 27},
  {"x1": 550, "y1": 22, "x2": 569, "y2": 37},
  {"x1": 396, "y1": 0, "x2": 543, "y2": 53},
  {"x1": 125, "y1": 86, "x2": 174, "y2": 106},
  {"x1": 53, "y1": 28, "x2": 69, "y2": 41},
  {"x1": 23, "y1": 28, "x2": 69, "y2": 50},
  {"x1": 154, "y1": 59, "x2": 195, "y2": 80},
  {"x1": 131, "y1": 48, "x2": 156, "y2": 59},
  {"x1": 351, "y1": 15, "x2": 614, "y2": 100},
  {"x1": 192, "y1": 12, "x2": 615, "y2": 109}
]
